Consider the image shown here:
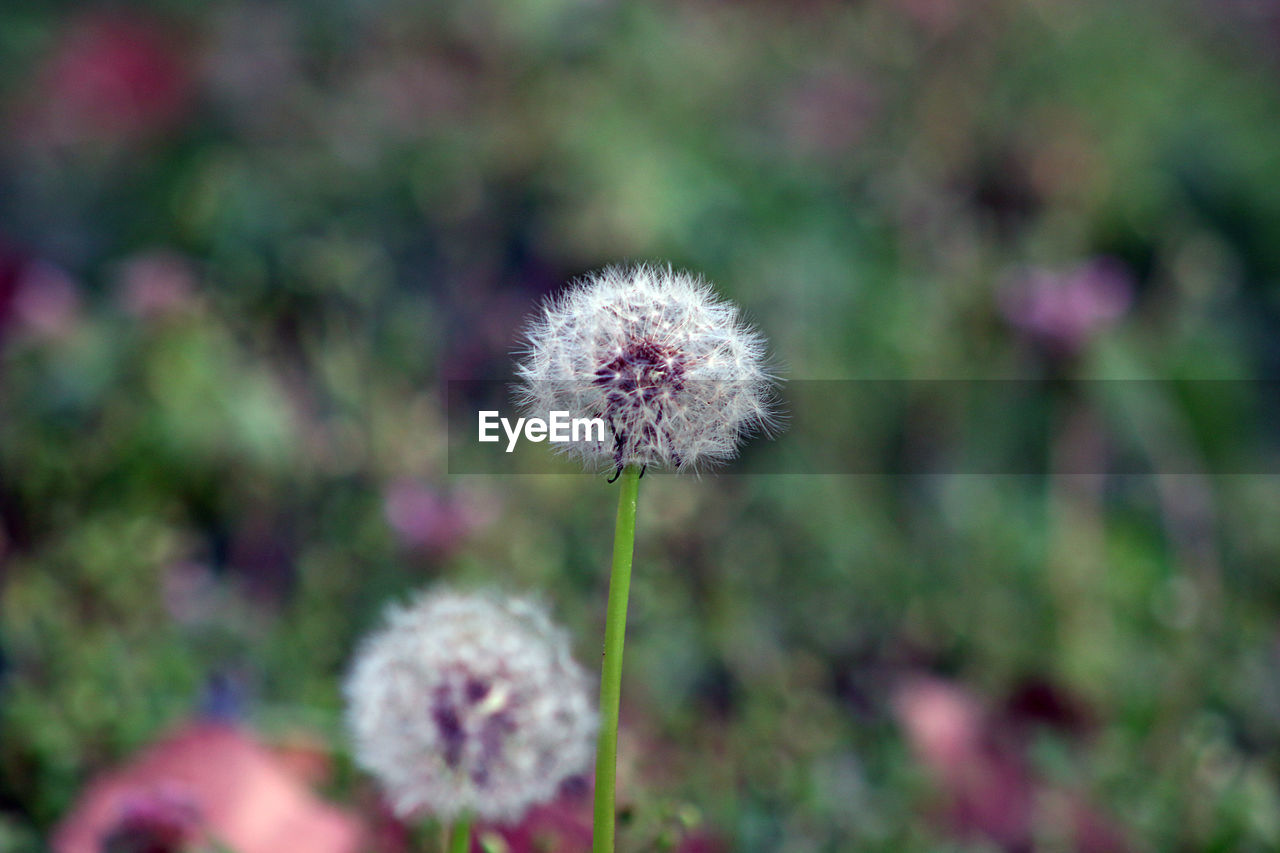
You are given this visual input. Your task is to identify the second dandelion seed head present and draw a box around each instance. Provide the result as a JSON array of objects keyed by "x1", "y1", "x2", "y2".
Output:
[
  {"x1": 344, "y1": 589, "x2": 596, "y2": 823},
  {"x1": 516, "y1": 264, "x2": 777, "y2": 473}
]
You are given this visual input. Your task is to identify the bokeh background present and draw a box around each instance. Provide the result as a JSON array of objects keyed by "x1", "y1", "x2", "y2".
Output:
[{"x1": 3, "y1": 1, "x2": 1280, "y2": 850}]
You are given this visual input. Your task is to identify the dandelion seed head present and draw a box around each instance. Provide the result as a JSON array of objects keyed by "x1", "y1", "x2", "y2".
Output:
[
  {"x1": 515, "y1": 264, "x2": 777, "y2": 473},
  {"x1": 344, "y1": 589, "x2": 596, "y2": 822}
]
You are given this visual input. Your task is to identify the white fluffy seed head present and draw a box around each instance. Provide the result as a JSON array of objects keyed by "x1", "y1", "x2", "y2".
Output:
[
  {"x1": 344, "y1": 588, "x2": 597, "y2": 823},
  {"x1": 515, "y1": 264, "x2": 777, "y2": 473}
]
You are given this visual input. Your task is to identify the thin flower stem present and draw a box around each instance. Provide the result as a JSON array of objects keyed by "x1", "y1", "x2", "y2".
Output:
[
  {"x1": 446, "y1": 816, "x2": 471, "y2": 853},
  {"x1": 592, "y1": 464, "x2": 641, "y2": 853}
]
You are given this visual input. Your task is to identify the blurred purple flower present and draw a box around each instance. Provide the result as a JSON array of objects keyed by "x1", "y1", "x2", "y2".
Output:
[
  {"x1": 0, "y1": 239, "x2": 28, "y2": 341},
  {"x1": 1000, "y1": 258, "x2": 1133, "y2": 358},
  {"x1": 200, "y1": 672, "x2": 251, "y2": 724}
]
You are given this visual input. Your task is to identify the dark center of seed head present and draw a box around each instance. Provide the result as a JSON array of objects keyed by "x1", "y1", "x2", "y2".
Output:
[
  {"x1": 594, "y1": 337, "x2": 685, "y2": 397},
  {"x1": 465, "y1": 677, "x2": 491, "y2": 703},
  {"x1": 432, "y1": 677, "x2": 500, "y2": 771},
  {"x1": 432, "y1": 701, "x2": 465, "y2": 770}
]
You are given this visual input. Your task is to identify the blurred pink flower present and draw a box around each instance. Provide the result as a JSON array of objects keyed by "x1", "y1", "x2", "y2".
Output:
[
  {"x1": 10, "y1": 261, "x2": 81, "y2": 340},
  {"x1": 894, "y1": 676, "x2": 1032, "y2": 846},
  {"x1": 1000, "y1": 258, "x2": 1133, "y2": 358},
  {"x1": 469, "y1": 777, "x2": 724, "y2": 853},
  {"x1": 96, "y1": 787, "x2": 202, "y2": 853},
  {"x1": 382, "y1": 480, "x2": 489, "y2": 554},
  {"x1": 893, "y1": 0, "x2": 961, "y2": 32},
  {"x1": 15, "y1": 12, "x2": 192, "y2": 148},
  {"x1": 476, "y1": 789, "x2": 592, "y2": 853},
  {"x1": 893, "y1": 675, "x2": 1130, "y2": 852},
  {"x1": 117, "y1": 251, "x2": 198, "y2": 321},
  {"x1": 354, "y1": 772, "x2": 597, "y2": 853},
  {"x1": 161, "y1": 562, "x2": 220, "y2": 628},
  {"x1": 676, "y1": 835, "x2": 730, "y2": 853},
  {"x1": 778, "y1": 70, "x2": 879, "y2": 158},
  {"x1": 202, "y1": 5, "x2": 301, "y2": 126},
  {"x1": 53, "y1": 722, "x2": 365, "y2": 853},
  {"x1": 894, "y1": 675, "x2": 990, "y2": 778}
]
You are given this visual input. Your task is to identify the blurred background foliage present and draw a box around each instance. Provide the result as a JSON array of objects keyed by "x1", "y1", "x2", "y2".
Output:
[{"x1": 2, "y1": 0, "x2": 1280, "y2": 850}]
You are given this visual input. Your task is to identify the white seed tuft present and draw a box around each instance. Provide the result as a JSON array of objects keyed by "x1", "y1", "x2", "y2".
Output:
[
  {"x1": 344, "y1": 588, "x2": 597, "y2": 822},
  {"x1": 515, "y1": 264, "x2": 777, "y2": 473}
]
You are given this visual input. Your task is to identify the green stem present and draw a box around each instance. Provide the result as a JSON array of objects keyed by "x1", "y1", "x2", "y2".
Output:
[
  {"x1": 592, "y1": 465, "x2": 641, "y2": 853},
  {"x1": 446, "y1": 815, "x2": 471, "y2": 853}
]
